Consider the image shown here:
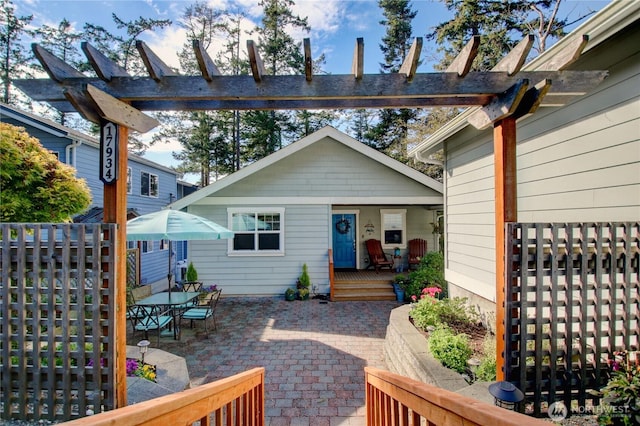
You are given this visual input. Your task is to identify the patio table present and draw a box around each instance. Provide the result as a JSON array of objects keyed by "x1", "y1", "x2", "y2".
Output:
[{"x1": 135, "y1": 291, "x2": 201, "y2": 340}]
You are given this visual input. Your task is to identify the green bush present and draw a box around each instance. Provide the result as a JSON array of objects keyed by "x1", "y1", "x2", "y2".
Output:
[
  {"x1": 405, "y1": 251, "x2": 446, "y2": 300},
  {"x1": 186, "y1": 262, "x2": 198, "y2": 282},
  {"x1": 409, "y1": 296, "x2": 479, "y2": 331},
  {"x1": 297, "y1": 263, "x2": 311, "y2": 289},
  {"x1": 428, "y1": 326, "x2": 472, "y2": 373},
  {"x1": 475, "y1": 335, "x2": 497, "y2": 381}
]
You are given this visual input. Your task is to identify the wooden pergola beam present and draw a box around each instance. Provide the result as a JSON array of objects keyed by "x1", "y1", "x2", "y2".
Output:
[
  {"x1": 247, "y1": 40, "x2": 266, "y2": 82},
  {"x1": 399, "y1": 37, "x2": 422, "y2": 81},
  {"x1": 32, "y1": 44, "x2": 85, "y2": 83},
  {"x1": 193, "y1": 40, "x2": 220, "y2": 82},
  {"x1": 537, "y1": 34, "x2": 589, "y2": 71},
  {"x1": 82, "y1": 42, "x2": 130, "y2": 81},
  {"x1": 14, "y1": 70, "x2": 607, "y2": 112},
  {"x1": 352, "y1": 38, "x2": 364, "y2": 80},
  {"x1": 513, "y1": 78, "x2": 552, "y2": 120},
  {"x1": 446, "y1": 35, "x2": 480, "y2": 77},
  {"x1": 492, "y1": 35, "x2": 535, "y2": 75},
  {"x1": 136, "y1": 40, "x2": 178, "y2": 81},
  {"x1": 304, "y1": 38, "x2": 313, "y2": 82},
  {"x1": 467, "y1": 79, "x2": 529, "y2": 129}
]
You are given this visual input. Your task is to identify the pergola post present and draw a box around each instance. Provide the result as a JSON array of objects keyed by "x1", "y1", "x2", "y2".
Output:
[
  {"x1": 493, "y1": 117, "x2": 517, "y2": 381},
  {"x1": 101, "y1": 120, "x2": 129, "y2": 408}
]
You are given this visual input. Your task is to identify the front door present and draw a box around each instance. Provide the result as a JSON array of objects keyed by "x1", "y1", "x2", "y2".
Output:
[{"x1": 332, "y1": 213, "x2": 356, "y2": 269}]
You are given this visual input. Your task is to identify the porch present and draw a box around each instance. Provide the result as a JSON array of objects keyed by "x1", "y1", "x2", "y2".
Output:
[{"x1": 333, "y1": 270, "x2": 400, "y2": 302}]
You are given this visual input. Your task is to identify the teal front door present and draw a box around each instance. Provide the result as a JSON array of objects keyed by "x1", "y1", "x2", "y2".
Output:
[{"x1": 332, "y1": 214, "x2": 356, "y2": 269}]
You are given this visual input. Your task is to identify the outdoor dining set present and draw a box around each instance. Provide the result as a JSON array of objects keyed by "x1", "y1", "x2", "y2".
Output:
[{"x1": 126, "y1": 282, "x2": 222, "y2": 345}]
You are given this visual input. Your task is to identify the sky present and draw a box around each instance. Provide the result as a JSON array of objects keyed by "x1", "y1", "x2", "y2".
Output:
[{"x1": 13, "y1": 0, "x2": 611, "y2": 182}]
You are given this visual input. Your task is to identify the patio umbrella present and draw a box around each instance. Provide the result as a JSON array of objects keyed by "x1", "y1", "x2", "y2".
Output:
[{"x1": 126, "y1": 209, "x2": 234, "y2": 293}]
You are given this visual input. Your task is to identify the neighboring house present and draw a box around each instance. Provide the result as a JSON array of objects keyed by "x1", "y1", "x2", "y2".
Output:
[
  {"x1": 408, "y1": 1, "x2": 640, "y2": 315},
  {"x1": 0, "y1": 103, "x2": 189, "y2": 288},
  {"x1": 170, "y1": 126, "x2": 443, "y2": 296}
]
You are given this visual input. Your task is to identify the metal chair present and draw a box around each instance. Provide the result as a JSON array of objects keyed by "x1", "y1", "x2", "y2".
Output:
[
  {"x1": 134, "y1": 305, "x2": 174, "y2": 346},
  {"x1": 181, "y1": 289, "x2": 221, "y2": 334}
]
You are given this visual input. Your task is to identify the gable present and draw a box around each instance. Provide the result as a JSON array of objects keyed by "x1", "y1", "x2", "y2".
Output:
[{"x1": 212, "y1": 137, "x2": 440, "y2": 199}]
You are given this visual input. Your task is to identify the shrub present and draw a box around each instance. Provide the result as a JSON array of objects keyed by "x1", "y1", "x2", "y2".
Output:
[
  {"x1": 428, "y1": 326, "x2": 472, "y2": 373},
  {"x1": 297, "y1": 263, "x2": 311, "y2": 289},
  {"x1": 410, "y1": 295, "x2": 478, "y2": 331},
  {"x1": 593, "y1": 350, "x2": 640, "y2": 425},
  {"x1": 186, "y1": 262, "x2": 198, "y2": 282},
  {"x1": 406, "y1": 251, "x2": 446, "y2": 300},
  {"x1": 475, "y1": 335, "x2": 497, "y2": 381}
]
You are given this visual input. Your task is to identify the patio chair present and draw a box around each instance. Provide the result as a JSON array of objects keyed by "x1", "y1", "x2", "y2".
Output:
[
  {"x1": 365, "y1": 239, "x2": 394, "y2": 273},
  {"x1": 408, "y1": 238, "x2": 427, "y2": 270},
  {"x1": 134, "y1": 305, "x2": 174, "y2": 346},
  {"x1": 181, "y1": 281, "x2": 203, "y2": 292},
  {"x1": 126, "y1": 289, "x2": 152, "y2": 329},
  {"x1": 181, "y1": 289, "x2": 222, "y2": 334}
]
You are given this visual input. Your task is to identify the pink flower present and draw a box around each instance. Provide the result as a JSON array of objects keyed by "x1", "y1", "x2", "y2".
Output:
[{"x1": 411, "y1": 295, "x2": 417, "y2": 302}]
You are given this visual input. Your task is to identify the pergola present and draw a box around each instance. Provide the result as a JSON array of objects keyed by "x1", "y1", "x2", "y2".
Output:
[{"x1": 15, "y1": 34, "x2": 607, "y2": 407}]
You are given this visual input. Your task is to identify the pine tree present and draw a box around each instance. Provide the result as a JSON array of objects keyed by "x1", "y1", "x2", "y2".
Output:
[{"x1": 0, "y1": 0, "x2": 34, "y2": 105}]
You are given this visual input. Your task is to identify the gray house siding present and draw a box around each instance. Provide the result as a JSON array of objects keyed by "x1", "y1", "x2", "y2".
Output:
[
  {"x1": 187, "y1": 204, "x2": 330, "y2": 296},
  {"x1": 442, "y1": 18, "x2": 640, "y2": 303},
  {"x1": 213, "y1": 139, "x2": 440, "y2": 199}
]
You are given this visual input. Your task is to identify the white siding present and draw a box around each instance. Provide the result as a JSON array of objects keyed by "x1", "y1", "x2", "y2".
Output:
[{"x1": 444, "y1": 24, "x2": 640, "y2": 301}]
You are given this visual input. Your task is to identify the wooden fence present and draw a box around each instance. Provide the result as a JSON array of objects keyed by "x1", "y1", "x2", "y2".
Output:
[
  {"x1": 504, "y1": 222, "x2": 639, "y2": 416},
  {"x1": 60, "y1": 367, "x2": 265, "y2": 426},
  {"x1": 0, "y1": 223, "x2": 117, "y2": 422},
  {"x1": 365, "y1": 367, "x2": 547, "y2": 425}
]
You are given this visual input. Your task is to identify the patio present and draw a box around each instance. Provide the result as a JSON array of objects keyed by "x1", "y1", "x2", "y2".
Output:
[{"x1": 127, "y1": 297, "x2": 399, "y2": 425}]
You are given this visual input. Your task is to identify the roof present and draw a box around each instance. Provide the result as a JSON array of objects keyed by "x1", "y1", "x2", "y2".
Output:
[
  {"x1": 169, "y1": 126, "x2": 443, "y2": 210},
  {"x1": 408, "y1": 0, "x2": 640, "y2": 159},
  {"x1": 0, "y1": 102, "x2": 178, "y2": 175},
  {"x1": 73, "y1": 206, "x2": 139, "y2": 223}
]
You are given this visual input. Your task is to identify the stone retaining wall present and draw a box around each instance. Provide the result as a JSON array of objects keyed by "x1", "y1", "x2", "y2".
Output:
[{"x1": 383, "y1": 304, "x2": 469, "y2": 392}]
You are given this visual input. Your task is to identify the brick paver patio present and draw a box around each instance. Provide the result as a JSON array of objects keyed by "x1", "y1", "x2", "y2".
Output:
[{"x1": 131, "y1": 297, "x2": 398, "y2": 426}]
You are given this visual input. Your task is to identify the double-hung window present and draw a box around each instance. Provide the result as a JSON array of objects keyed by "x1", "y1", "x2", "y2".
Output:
[
  {"x1": 228, "y1": 208, "x2": 284, "y2": 255},
  {"x1": 140, "y1": 171, "x2": 158, "y2": 197},
  {"x1": 381, "y1": 209, "x2": 406, "y2": 249}
]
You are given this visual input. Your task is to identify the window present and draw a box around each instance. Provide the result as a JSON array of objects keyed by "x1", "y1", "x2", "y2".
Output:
[
  {"x1": 228, "y1": 208, "x2": 284, "y2": 255},
  {"x1": 381, "y1": 209, "x2": 406, "y2": 249},
  {"x1": 140, "y1": 171, "x2": 158, "y2": 197},
  {"x1": 127, "y1": 168, "x2": 132, "y2": 194},
  {"x1": 142, "y1": 241, "x2": 153, "y2": 253},
  {"x1": 160, "y1": 240, "x2": 169, "y2": 251}
]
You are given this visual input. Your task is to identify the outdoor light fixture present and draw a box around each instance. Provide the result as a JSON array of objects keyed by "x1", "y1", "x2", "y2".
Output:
[
  {"x1": 488, "y1": 381, "x2": 524, "y2": 411},
  {"x1": 467, "y1": 357, "x2": 481, "y2": 381},
  {"x1": 137, "y1": 340, "x2": 150, "y2": 364}
]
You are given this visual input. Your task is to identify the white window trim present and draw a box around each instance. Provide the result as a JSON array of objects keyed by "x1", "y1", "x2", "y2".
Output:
[
  {"x1": 380, "y1": 209, "x2": 407, "y2": 249},
  {"x1": 227, "y1": 207, "x2": 285, "y2": 256},
  {"x1": 140, "y1": 171, "x2": 159, "y2": 198},
  {"x1": 142, "y1": 240, "x2": 154, "y2": 253}
]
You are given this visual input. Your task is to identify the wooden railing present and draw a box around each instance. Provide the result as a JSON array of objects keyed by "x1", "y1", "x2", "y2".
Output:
[
  {"x1": 61, "y1": 368, "x2": 265, "y2": 426},
  {"x1": 365, "y1": 367, "x2": 547, "y2": 426},
  {"x1": 328, "y1": 248, "x2": 335, "y2": 301}
]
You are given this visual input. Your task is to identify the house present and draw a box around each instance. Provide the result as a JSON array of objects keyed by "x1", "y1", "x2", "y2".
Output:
[
  {"x1": 0, "y1": 103, "x2": 191, "y2": 289},
  {"x1": 170, "y1": 126, "x2": 443, "y2": 296},
  {"x1": 408, "y1": 1, "x2": 640, "y2": 316}
]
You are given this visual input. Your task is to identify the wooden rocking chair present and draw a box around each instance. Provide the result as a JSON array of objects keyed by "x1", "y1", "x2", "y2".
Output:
[
  {"x1": 365, "y1": 239, "x2": 394, "y2": 273},
  {"x1": 408, "y1": 238, "x2": 427, "y2": 270}
]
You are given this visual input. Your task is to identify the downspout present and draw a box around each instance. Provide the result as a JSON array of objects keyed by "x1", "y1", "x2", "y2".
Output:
[
  {"x1": 64, "y1": 137, "x2": 83, "y2": 166},
  {"x1": 414, "y1": 150, "x2": 443, "y2": 166}
]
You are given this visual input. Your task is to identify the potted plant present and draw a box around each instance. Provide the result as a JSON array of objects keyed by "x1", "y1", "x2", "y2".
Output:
[
  {"x1": 284, "y1": 288, "x2": 296, "y2": 301},
  {"x1": 298, "y1": 288, "x2": 310, "y2": 300},
  {"x1": 297, "y1": 263, "x2": 311, "y2": 290},
  {"x1": 185, "y1": 262, "x2": 198, "y2": 283},
  {"x1": 393, "y1": 274, "x2": 408, "y2": 302}
]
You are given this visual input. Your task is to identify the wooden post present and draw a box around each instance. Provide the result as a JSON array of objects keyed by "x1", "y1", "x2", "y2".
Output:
[
  {"x1": 494, "y1": 117, "x2": 517, "y2": 381},
  {"x1": 101, "y1": 120, "x2": 128, "y2": 407}
]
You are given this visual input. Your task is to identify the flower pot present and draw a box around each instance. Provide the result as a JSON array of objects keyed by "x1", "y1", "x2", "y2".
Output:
[
  {"x1": 285, "y1": 292, "x2": 296, "y2": 301},
  {"x1": 395, "y1": 289, "x2": 405, "y2": 302}
]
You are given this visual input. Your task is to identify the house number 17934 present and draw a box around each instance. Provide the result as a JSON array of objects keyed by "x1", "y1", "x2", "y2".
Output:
[{"x1": 100, "y1": 122, "x2": 119, "y2": 184}]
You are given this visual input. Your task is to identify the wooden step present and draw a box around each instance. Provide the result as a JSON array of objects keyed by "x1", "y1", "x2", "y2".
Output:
[{"x1": 332, "y1": 281, "x2": 396, "y2": 302}]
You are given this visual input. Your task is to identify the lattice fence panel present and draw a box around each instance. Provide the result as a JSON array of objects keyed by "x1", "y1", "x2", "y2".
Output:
[
  {"x1": 0, "y1": 223, "x2": 117, "y2": 422},
  {"x1": 505, "y1": 222, "x2": 639, "y2": 417}
]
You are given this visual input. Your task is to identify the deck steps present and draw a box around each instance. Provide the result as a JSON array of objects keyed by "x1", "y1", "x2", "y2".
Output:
[{"x1": 332, "y1": 280, "x2": 396, "y2": 302}]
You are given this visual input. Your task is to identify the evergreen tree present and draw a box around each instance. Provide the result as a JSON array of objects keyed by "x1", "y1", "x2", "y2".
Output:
[
  {"x1": 242, "y1": 0, "x2": 310, "y2": 162},
  {"x1": 0, "y1": 0, "x2": 34, "y2": 105},
  {"x1": 35, "y1": 19, "x2": 84, "y2": 126},
  {"x1": 366, "y1": 0, "x2": 418, "y2": 158}
]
